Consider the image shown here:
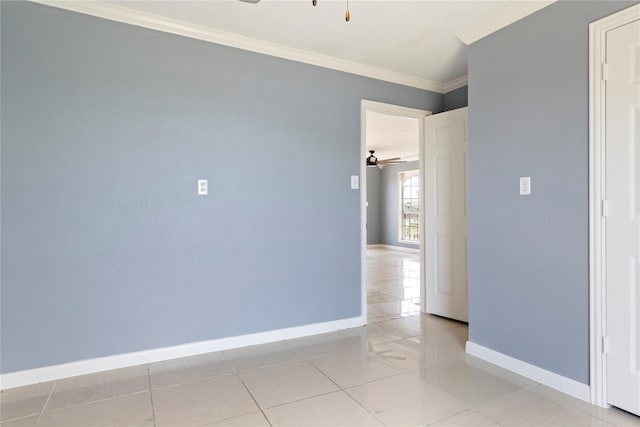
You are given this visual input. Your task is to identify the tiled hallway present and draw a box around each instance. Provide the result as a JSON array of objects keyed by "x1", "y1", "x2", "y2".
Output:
[{"x1": 1, "y1": 248, "x2": 638, "y2": 426}]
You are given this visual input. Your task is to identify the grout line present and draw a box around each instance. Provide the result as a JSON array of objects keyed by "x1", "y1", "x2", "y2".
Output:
[
  {"x1": 471, "y1": 409, "x2": 505, "y2": 427},
  {"x1": 426, "y1": 408, "x2": 475, "y2": 426},
  {"x1": 307, "y1": 359, "x2": 343, "y2": 391},
  {"x1": 146, "y1": 366, "x2": 157, "y2": 427},
  {"x1": 206, "y1": 410, "x2": 270, "y2": 426},
  {"x1": 35, "y1": 390, "x2": 152, "y2": 415},
  {"x1": 306, "y1": 355, "x2": 389, "y2": 425},
  {"x1": 35, "y1": 380, "x2": 56, "y2": 425},
  {"x1": 236, "y1": 375, "x2": 272, "y2": 427},
  {"x1": 256, "y1": 389, "x2": 341, "y2": 412},
  {"x1": 344, "y1": 390, "x2": 388, "y2": 426},
  {"x1": 149, "y1": 371, "x2": 238, "y2": 392}
]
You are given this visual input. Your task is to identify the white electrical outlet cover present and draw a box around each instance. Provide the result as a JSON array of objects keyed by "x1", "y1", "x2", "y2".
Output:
[
  {"x1": 198, "y1": 179, "x2": 208, "y2": 195},
  {"x1": 519, "y1": 177, "x2": 531, "y2": 195}
]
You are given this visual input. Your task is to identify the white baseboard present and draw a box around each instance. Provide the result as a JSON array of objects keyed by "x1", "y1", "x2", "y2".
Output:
[
  {"x1": 466, "y1": 341, "x2": 591, "y2": 403},
  {"x1": 0, "y1": 315, "x2": 365, "y2": 390},
  {"x1": 367, "y1": 244, "x2": 420, "y2": 253}
]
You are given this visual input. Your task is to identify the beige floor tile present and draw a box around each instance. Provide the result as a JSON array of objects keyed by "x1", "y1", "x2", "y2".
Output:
[
  {"x1": 0, "y1": 382, "x2": 54, "y2": 421},
  {"x1": 0, "y1": 415, "x2": 39, "y2": 427},
  {"x1": 383, "y1": 314, "x2": 463, "y2": 337},
  {"x1": 367, "y1": 338, "x2": 445, "y2": 372},
  {"x1": 207, "y1": 411, "x2": 271, "y2": 426},
  {"x1": 367, "y1": 292, "x2": 400, "y2": 304},
  {"x1": 368, "y1": 301, "x2": 403, "y2": 316},
  {"x1": 363, "y1": 322, "x2": 412, "y2": 345},
  {"x1": 464, "y1": 357, "x2": 537, "y2": 390},
  {"x1": 45, "y1": 365, "x2": 149, "y2": 412},
  {"x1": 365, "y1": 327, "x2": 467, "y2": 373},
  {"x1": 369, "y1": 301, "x2": 420, "y2": 318},
  {"x1": 428, "y1": 409, "x2": 500, "y2": 426},
  {"x1": 529, "y1": 385, "x2": 640, "y2": 427},
  {"x1": 264, "y1": 390, "x2": 383, "y2": 427},
  {"x1": 149, "y1": 351, "x2": 233, "y2": 389},
  {"x1": 476, "y1": 389, "x2": 611, "y2": 426},
  {"x1": 404, "y1": 327, "x2": 468, "y2": 364},
  {"x1": 419, "y1": 359, "x2": 526, "y2": 406},
  {"x1": 225, "y1": 341, "x2": 305, "y2": 373},
  {"x1": 367, "y1": 314, "x2": 402, "y2": 324},
  {"x1": 368, "y1": 286, "x2": 420, "y2": 301},
  {"x1": 346, "y1": 371, "x2": 468, "y2": 426},
  {"x1": 239, "y1": 361, "x2": 338, "y2": 409},
  {"x1": 39, "y1": 391, "x2": 153, "y2": 427},
  {"x1": 152, "y1": 374, "x2": 258, "y2": 426},
  {"x1": 224, "y1": 341, "x2": 294, "y2": 358},
  {"x1": 292, "y1": 331, "x2": 350, "y2": 346},
  {"x1": 366, "y1": 304, "x2": 388, "y2": 318},
  {"x1": 287, "y1": 334, "x2": 363, "y2": 358},
  {"x1": 311, "y1": 346, "x2": 404, "y2": 389}
]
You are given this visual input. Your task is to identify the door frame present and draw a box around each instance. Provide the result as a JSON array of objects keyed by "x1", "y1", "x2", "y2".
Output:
[
  {"x1": 588, "y1": 3, "x2": 640, "y2": 408},
  {"x1": 360, "y1": 100, "x2": 431, "y2": 320}
]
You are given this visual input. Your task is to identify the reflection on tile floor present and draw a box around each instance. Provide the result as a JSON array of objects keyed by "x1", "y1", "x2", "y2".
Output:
[
  {"x1": 367, "y1": 247, "x2": 421, "y2": 323},
  {"x1": 2, "y1": 248, "x2": 639, "y2": 426}
]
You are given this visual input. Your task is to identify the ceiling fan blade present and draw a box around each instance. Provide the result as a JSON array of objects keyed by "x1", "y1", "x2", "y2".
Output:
[
  {"x1": 238, "y1": 0, "x2": 261, "y2": 3},
  {"x1": 378, "y1": 159, "x2": 407, "y2": 165},
  {"x1": 379, "y1": 157, "x2": 401, "y2": 162}
]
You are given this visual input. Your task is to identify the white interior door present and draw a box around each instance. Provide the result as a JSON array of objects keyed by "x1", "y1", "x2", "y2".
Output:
[
  {"x1": 605, "y1": 18, "x2": 640, "y2": 416},
  {"x1": 423, "y1": 107, "x2": 468, "y2": 322}
]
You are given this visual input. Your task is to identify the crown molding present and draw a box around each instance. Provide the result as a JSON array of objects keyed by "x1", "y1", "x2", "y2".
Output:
[
  {"x1": 443, "y1": 75, "x2": 468, "y2": 93},
  {"x1": 457, "y1": 1, "x2": 557, "y2": 45},
  {"x1": 31, "y1": 0, "x2": 447, "y2": 93}
]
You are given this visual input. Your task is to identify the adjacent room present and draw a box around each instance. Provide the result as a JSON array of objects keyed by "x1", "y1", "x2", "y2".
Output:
[
  {"x1": 365, "y1": 109, "x2": 423, "y2": 323},
  {"x1": 1, "y1": 0, "x2": 639, "y2": 425}
]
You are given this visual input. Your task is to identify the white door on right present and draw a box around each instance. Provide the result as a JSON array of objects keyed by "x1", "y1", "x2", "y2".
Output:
[
  {"x1": 424, "y1": 107, "x2": 468, "y2": 322},
  {"x1": 605, "y1": 18, "x2": 640, "y2": 416}
]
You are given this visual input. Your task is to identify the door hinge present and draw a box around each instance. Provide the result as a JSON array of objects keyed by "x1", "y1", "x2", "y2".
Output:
[
  {"x1": 602, "y1": 336, "x2": 609, "y2": 354},
  {"x1": 601, "y1": 200, "x2": 609, "y2": 217},
  {"x1": 602, "y1": 63, "x2": 609, "y2": 81}
]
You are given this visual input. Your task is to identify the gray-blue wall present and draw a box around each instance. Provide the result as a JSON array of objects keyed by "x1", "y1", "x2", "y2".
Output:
[
  {"x1": 443, "y1": 86, "x2": 468, "y2": 111},
  {"x1": 380, "y1": 161, "x2": 420, "y2": 249},
  {"x1": 366, "y1": 167, "x2": 382, "y2": 244},
  {"x1": 468, "y1": 0, "x2": 637, "y2": 385},
  {"x1": 0, "y1": 2, "x2": 444, "y2": 373}
]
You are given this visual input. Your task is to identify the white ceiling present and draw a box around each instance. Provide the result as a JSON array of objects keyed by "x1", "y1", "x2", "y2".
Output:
[
  {"x1": 105, "y1": 0, "x2": 531, "y2": 85},
  {"x1": 366, "y1": 111, "x2": 419, "y2": 163}
]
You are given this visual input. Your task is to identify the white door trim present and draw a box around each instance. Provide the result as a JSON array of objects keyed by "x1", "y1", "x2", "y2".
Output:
[
  {"x1": 588, "y1": 3, "x2": 640, "y2": 408},
  {"x1": 361, "y1": 100, "x2": 431, "y2": 317}
]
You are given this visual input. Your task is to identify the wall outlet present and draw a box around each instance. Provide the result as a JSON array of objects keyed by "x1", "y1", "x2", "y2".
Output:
[
  {"x1": 520, "y1": 177, "x2": 531, "y2": 195},
  {"x1": 198, "y1": 179, "x2": 208, "y2": 195}
]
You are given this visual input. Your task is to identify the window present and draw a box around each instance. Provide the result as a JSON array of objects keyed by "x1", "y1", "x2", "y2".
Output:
[{"x1": 399, "y1": 170, "x2": 419, "y2": 243}]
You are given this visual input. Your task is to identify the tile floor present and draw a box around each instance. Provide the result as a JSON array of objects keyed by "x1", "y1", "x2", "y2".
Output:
[{"x1": 2, "y1": 247, "x2": 639, "y2": 426}]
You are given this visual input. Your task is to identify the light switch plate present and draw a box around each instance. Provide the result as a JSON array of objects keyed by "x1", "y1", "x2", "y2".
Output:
[
  {"x1": 198, "y1": 179, "x2": 208, "y2": 195},
  {"x1": 520, "y1": 177, "x2": 531, "y2": 195},
  {"x1": 351, "y1": 175, "x2": 359, "y2": 190}
]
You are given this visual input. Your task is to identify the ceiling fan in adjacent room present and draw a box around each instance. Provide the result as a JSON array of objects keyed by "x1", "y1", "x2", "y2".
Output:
[{"x1": 366, "y1": 150, "x2": 406, "y2": 169}]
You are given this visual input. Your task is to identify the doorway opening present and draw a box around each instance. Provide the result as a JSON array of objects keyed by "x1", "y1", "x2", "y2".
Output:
[{"x1": 360, "y1": 100, "x2": 430, "y2": 322}]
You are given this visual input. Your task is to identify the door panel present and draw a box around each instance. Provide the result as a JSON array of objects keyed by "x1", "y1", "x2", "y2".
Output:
[
  {"x1": 605, "y1": 19, "x2": 640, "y2": 416},
  {"x1": 435, "y1": 235, "x2": 453, "y2": 295},
  {"x1": 424, "y1": 107, "x2": 468, "y2": 322}
]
